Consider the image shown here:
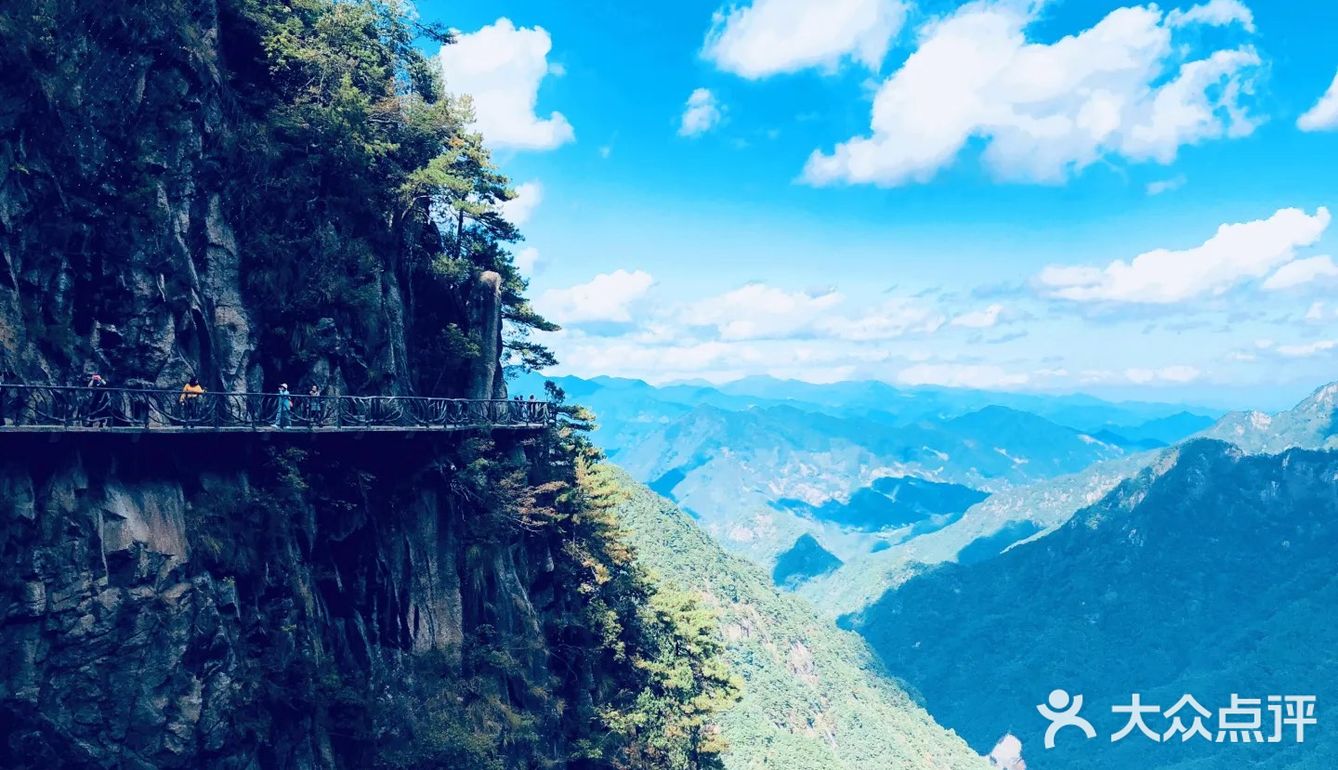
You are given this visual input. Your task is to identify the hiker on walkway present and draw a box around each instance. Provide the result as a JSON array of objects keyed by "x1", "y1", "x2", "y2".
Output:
[
  {"x1": 179, "y1": 377, "x2": 204, "y2": 402},
  {"x1": 273, "y1": 383, "x2": 292, "y2": 428},
  {"x1": 304, "y1": 384, "x2": 323, "y2": 424},
  {"x1": 84, "y1": 373, "x2": 111, "y2": 426},
  {"x1": 179, "y1": 376, "x2": 205, "y2": 422}
]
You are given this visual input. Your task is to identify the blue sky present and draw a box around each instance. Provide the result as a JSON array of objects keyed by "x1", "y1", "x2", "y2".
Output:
[{"x1": 421, "y1": 0, "x2": 1338, "y2": 409}]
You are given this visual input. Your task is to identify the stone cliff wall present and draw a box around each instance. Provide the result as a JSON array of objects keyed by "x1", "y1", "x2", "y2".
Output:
[
  {"x1": 0, "y1": 4, "x2": 564, "y2": 768},
  {"x1": 0, "y1": 0, "x2": 502, "y2": 399},
  {"x1": 0, "y1": 432, "x2": 552, "y2": 769}
]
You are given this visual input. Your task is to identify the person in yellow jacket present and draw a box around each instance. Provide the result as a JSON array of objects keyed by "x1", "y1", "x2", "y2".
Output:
[
  {"x1": 179, "y1": 376, "x2": 205, "y2": 421},
  {"x1": 179, "y1": 376, "x2": 205, "y2": 403}
]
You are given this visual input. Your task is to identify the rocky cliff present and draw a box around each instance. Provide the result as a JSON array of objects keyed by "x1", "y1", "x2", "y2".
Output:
[
  {"x1": 0, "y1": 2, "x2": 696, "y2": 769},
  {"x1": 0, "y1": 432, "x2": 555, "y2": 768},
  {"x1": 0, "y1": 0, "x2": 507, "y2": 398}
]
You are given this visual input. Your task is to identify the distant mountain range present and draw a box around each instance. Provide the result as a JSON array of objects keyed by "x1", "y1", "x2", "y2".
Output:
[
  {"x1": 802, "y1": 381, "x2": 1338, "y2": 616},
  {"x1": 543, "y1": 375, "x2": 1338, "y2": 770},
  {"x1": 847, "y1": 440, "x2": 1338, "y2": 769},
  {"x1": 514, "y1": 373, "x2": 1217, "y2": 590}
]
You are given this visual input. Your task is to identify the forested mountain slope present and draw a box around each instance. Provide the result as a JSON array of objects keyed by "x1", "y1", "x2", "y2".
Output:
[
  {"x1": 849, "y1": 440, "x2": 1338, "y2": 770},
  {"x1": 600, "y1": 466, "x2": 988, "y2": 770}
]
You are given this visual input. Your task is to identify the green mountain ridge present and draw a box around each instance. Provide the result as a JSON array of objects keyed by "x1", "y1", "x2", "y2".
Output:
[
  {"x1": 598, "y1": 465, "x2": 989, "y2": 770},
  {"x1": 801, "y1": 380, "x2": 1338, "y2": 616},
  {"x1": 849, "y1": 439, "x2": 1338, "y2": 769}
]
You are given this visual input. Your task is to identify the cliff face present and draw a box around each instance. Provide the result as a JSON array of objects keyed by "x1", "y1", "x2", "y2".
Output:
[
  {"x1": 0, "y1": 432, "x2": 560, "y2": 769},
  {"x1": 0, "y1": 3, "x2": 565, "y2": 768},
  {"x1": 0, "y1": 0, "x2": 506, "y2": 398}
]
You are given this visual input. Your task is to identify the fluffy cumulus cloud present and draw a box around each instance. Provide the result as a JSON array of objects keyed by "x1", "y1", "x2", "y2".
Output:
[
  {"x1": 1305, "y1": 302, "x2": 1338, "y2": 324},
  {"x1": 514, "y1": 247, "x2": 541, "y2": 275},
  {"x1": 1037, "y1": 207, "x2": 1332, "y2": 303},
  {"x1": 1165, "y1": 0, "x2": 1255, "y2": 31},
  {"x1": 679, "y1": 88, "x2": 723, "y2": 137},
  {"x1": 703, "y1": 0, "x2": 908, "y2": 78},
  {"x1": 1298, "y1": 70, "x2": 1338, "y2": 132},
  {"x1": 821, "y1": 297, "x2": 946, "y2": 340},
  {"x1": 1146, "y1": 175, "x2": 1187, "y2": 196},
  {"x1": 1275, "y1": 340, "x2": 1337, "y2": 359},
  {"x1": 535, "y1": 270, "x2": 654, "y2": 324},
  {"x1": 1261, "y1": 255, "x2": 1338, "y2": 291},
  {"x1": 439, "y1": 19, "x2": 574, "y2": 150},
  {"x1": 951, "y1": 303, "x2": 1005, "y2": 328},
  {"x1": 686, "y1": 283, "x2": 844, "y2": 339},
  {"x1": 803, "y1": 1, "x2": 1261, "y2": 187},
  {"x1": 500, "y1": 181, "x2": 543, "y2": 226}
]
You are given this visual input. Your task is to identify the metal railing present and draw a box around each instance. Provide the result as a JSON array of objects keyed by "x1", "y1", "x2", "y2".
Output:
[{"x1": 0, "y1": 384, "x2": 553, "y2": 432}]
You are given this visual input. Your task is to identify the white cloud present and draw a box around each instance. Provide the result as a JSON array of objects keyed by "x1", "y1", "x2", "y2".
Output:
[
  {"x1": 551, "y1": 281, "x2": 951, "y2": 355},
  {"x1": 951, "y1": 303, "x2": 1005, "y2": 328},
  {"x1": 897, "y1": 363, "x2": 1030, "y2": 389},
  {"x1": 535, "y1": 270, "x2": 654, "y2": 324},
  {"x1": 1298, "y1": 70, "x2": 1338, "y2": 132},
  {"x1": 514, "y1": 247, "x2": 541, "y2": 275},
  {"x1": 1037, "y1": 207, "x2": 1332, "y2": 303},
  {"x1": 500, "y1": 181, "x2": 543, "y2": 226},
  {"x1": 679, "y1": 88, "x2": 724, "y2": 137},
  {"x1": 703, "y1": 0, "x2": 908, "y2": 79},
  {"x1": 1276, "y1": 340, "x2": 1337, "y2": 358},
  {"x1": 803, "y1": 2, "x2": 1261, "y2": 187},
  {"x1": 1305, "y1": 302, "x2": 1338, "y2": 324},
  {"x1": 818, "y1": 297, "x2": 946, "y2": 340},
  {"x1": 1146, "y1": 175, "x2": 1187, "y2": 195},
  {"x1": 1124, "y1": 365, "x2": 1201, "y2": 384},
  {"x1": 1165, "y1": 0, "x2": 1255, "y2": 32},
  {"x1": 439, "y1": 19, "x2": 574, "y2": 150},
  {"x1": 687, "y1": 283, "x2": 844, "y2": 340},
  {"x1": 1261, "y1": 255, "x2": 1338, "y2": 291}
]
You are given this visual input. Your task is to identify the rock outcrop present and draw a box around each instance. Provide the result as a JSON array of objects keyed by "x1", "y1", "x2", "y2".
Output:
[{"x1": 0, "y1": 433, "x2": 553, "y2": 769}]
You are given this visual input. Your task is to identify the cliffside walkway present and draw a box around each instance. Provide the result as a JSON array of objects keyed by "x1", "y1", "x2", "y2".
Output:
[{"x1": 0, "y1": 385, "x2": 553, "y2": 434}]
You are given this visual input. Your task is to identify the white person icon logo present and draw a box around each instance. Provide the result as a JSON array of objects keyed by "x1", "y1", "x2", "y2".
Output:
[{"x1": 1037, "y1": 689, "x2": 1097, "y2": 749}]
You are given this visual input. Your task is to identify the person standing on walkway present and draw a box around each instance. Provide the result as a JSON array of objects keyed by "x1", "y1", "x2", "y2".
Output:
[
  {"x1": 85, "y1": 373, "x2": 110, "y2": 426},
  {"x1": 273, "y1": 383, "x2": 292, "y2": 429},
  {"x1": 179, "y1": 376, "x2": 205, "y2": 422},
  {"x1": 305, "y1": 384, "x2": 322, "y2": 424}
]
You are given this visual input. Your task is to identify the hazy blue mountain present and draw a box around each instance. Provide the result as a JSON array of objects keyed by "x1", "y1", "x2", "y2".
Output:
[
  {"x1": 1105, "y1": 410, "x2": 1217, "y2": 445},
  {"x1": 705, "y1": 376, "x2": 1218, "y2": 430},
  {"x1": 512, "y1": 373, "x2": 1218, "y2": 445},
  {"x1": 514, "y1": 373, "x2": 1222, "y2": 600},
  {"x1": 800, "y1": 382, "x2": 1338, "y2": 616},
  {"x1": 605, "y1": 400, "x2": 1131, "y2": 572},
  {"x1": 777, "y1": 476, "x2": 988, "y2": 533},
  {"x1": 847, "y1": 440, "x2": 1338, "y2": 770},
  {"x1": 773, "y1": 534, "x2": 844, "y2": 590}
]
